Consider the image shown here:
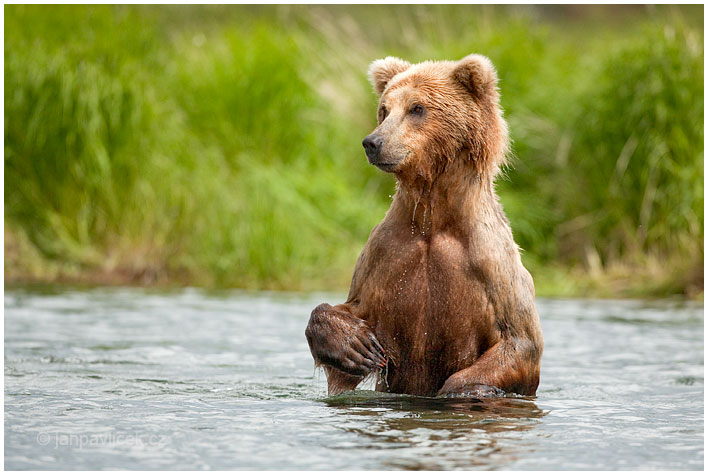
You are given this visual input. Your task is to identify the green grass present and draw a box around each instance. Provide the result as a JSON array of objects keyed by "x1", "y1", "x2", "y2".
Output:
[{"x1": 4, "y1": 5, "x2": 704, "y2": 297}]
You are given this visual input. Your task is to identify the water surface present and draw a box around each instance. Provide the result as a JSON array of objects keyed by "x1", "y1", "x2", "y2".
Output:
[{"x1": 4, "y1": 287, "x2": 704, "y2": 469}]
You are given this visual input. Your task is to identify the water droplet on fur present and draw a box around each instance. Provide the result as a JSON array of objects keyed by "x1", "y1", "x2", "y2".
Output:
[{"x1": 412, "y1": 197, "x2": 420, "y2": 234}]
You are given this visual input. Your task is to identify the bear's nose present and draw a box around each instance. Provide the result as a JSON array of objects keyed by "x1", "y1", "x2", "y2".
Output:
[{"x1": 362, "y1": 135, "x2": 383, "y2": 161}]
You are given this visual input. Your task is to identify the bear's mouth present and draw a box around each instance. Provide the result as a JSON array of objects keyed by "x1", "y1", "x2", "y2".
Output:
[{"x1": 373, "y1": 162, "x2": 399, "y2": 172}]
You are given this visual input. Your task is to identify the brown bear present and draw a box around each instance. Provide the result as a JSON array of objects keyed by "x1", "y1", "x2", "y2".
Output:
[{"x1": 305, "y1": 54, "x2": 543, "y2": 397}]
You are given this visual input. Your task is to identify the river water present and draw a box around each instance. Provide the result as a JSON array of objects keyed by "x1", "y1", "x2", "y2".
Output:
[{"x1": 4, "y1": 287, "x2": 704, "y2": 470}]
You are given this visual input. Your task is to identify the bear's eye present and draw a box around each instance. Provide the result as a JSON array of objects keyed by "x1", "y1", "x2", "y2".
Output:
[
  {"x1": 410, "y1": 104, "x2": 425, "y2": 116},
  {"x1": 378, "y1": 105, "x2": 388, "y2": 121}
]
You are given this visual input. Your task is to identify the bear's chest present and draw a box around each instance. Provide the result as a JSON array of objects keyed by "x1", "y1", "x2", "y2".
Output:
[{"x1": 355, "y1": 230, "x2": 494, "y2": 394}]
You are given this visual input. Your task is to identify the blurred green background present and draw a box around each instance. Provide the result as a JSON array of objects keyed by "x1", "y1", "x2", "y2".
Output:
[{"x1": 4, "y1": 5, "x2": 704, "y2": 298}]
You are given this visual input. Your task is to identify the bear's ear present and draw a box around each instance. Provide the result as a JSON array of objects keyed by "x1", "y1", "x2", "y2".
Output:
[
  {"x1": 367, "y1": 57, "x2": 411, "y2": 96},
  {"x1": 453, "y1": 54, "x2": 498, "y2": 98}
]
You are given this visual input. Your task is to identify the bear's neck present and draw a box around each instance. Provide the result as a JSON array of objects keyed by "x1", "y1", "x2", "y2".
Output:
[{"x1": 392, "y1": 155, "x2": 503, "y2": 237}]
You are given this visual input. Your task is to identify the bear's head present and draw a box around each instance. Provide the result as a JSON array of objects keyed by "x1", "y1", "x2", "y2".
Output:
[{"x1": 363, "y1": 54, "x2": 509, "y2": 183}]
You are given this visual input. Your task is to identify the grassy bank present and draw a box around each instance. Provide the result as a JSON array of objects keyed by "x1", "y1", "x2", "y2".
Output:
[{"x1": 4, "y1": 5, "x2": 704, "y2": 298}]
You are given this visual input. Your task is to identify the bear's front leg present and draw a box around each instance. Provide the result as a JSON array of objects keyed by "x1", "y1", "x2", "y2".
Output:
[
  {"x1": 305, "y1": 303, "x2": 386, "y2": 394},
  {"x1": 437, "y1": 339, "x2": 541, "y2": 397}
]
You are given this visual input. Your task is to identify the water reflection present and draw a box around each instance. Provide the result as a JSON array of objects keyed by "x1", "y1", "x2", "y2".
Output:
[{"x1": 324, "y1": 392, "x2": 545, "y2": 470}]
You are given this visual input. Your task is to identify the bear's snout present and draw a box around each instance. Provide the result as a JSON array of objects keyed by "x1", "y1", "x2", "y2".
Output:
[{"x1": 362, "y1": 134, "x2": 384, "y2": 163}]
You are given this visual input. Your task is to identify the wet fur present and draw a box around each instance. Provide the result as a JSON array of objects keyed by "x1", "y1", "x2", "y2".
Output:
[{"x1": 305, "y1": 54, "x2": 543, "y2": 397}]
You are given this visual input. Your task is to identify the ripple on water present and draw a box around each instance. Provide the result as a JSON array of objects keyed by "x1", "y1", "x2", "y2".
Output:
[{"x1": 3, "y1": 288, "x2": 704, "y2": 470}]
